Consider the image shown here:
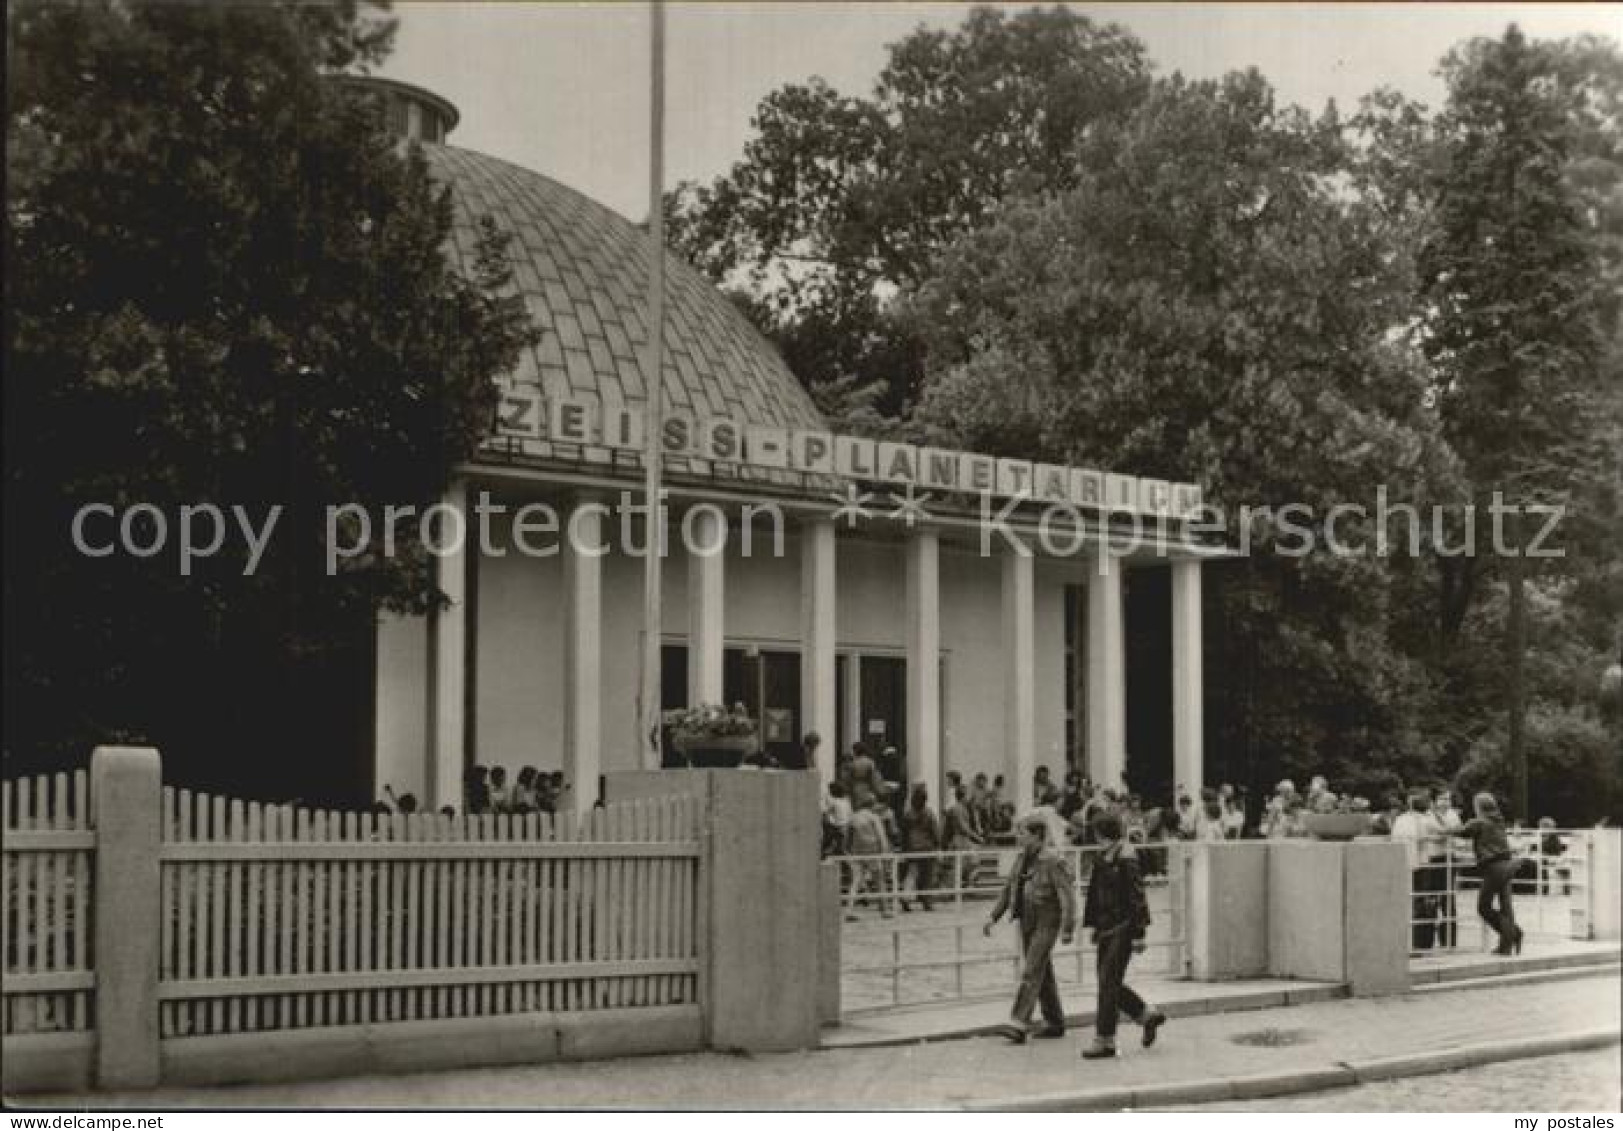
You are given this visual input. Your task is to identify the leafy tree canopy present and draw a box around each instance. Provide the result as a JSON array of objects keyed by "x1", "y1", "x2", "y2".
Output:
[
  {"x1": 4, "y1": 0, "x2": 537, "y2": 796},
  {"x1": 904, "y1": 67, "x2": 1452, "y2": 791},
  {"x1": 667, "y1": 4, "x2": 1151, "y2": 415},
  {"x1": 674, "y1": 12, "x2": 1622, "y2": 817}
]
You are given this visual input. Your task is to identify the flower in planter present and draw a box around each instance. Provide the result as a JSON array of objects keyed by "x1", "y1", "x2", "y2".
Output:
[{"x1": 663, "y1": 702, "x2": 758, "y2": 743}]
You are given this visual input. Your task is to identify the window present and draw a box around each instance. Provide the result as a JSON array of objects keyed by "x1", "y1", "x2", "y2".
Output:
[{"x1": 1064, "y1": 584, "x2": 1087, "y2": 775}]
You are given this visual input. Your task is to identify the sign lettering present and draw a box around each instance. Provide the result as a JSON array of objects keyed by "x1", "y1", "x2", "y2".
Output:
[{"x1": 489, "y1": 387, "x2": 1202, "y2": 517}]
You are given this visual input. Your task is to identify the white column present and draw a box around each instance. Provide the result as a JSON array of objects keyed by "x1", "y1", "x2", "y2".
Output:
[
  {"x1": 564, "y1": 499, "x2": 605, "y2": 809},
  {"x1": 1086, "y1": 553, "x2": 1127, "y2": 793},
  {"x1": 1003, "y1": 543, "x2": 1037, "y2": 814},
  {"x1": 906, "y1": 528, "x2": 941, "y2": 798},
  {"x1": 687, "y1": 505, "x2": 726, "y2": 706},
  {"x1": 1172, "y1": 558, "x2": 1205, "y2": 798},
  {"x1": 800, "y1": 518, "x2": 838, "y2": 783},
  {"x1": 842, "y1": 652, "x2": 863, "y2": 757},
  {"x1": 428, "y1": 479, "x2": 468, "y2": 811}
]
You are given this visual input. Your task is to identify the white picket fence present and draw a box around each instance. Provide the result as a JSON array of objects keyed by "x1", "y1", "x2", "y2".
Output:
[
  {"x1": 3, "y1": 768, "x2": 702, "y2": 1050},
  {"x1": 155, "y1": 788, "x2": 703, "y2": 1039},
  {"x1": 1, "y1": 771, "x2": 94, "y2": 1038}
]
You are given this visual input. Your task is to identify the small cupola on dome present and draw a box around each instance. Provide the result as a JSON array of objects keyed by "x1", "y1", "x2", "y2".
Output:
[{"x1": 328, "y1": 75, "x2": 460, "y2": 144}]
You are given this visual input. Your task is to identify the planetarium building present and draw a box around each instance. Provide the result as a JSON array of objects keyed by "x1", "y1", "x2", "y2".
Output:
[{"x1": 361, "y1": 78, "x2": 1227, "y2": 815}]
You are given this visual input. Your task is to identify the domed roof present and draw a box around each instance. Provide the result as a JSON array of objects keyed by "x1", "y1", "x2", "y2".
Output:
[{"x1": 423, "y1": 143, "x2": 826, "y2": 434}]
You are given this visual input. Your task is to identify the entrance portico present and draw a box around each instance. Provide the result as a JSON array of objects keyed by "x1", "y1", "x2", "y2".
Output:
[
  {"x1": 354, "y1": 105, "x2": 1228, "y2": 817},
  {"x1": 379, "y1": 472, "x2": 1221, "y2": 814}
]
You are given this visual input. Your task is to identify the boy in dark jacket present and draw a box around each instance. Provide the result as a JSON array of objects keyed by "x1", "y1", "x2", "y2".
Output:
[{"x1": 1081, "y1": 811, "x2": 1166, "y2": 1058}]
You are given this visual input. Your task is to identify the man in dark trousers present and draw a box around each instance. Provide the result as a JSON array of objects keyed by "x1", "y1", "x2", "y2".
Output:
[
  {"x1": 984, "y1": 816, "x2": 1077, "y2": 1042},
  {"x1": 1081, "y1": 811, "x2": 1167, "y2": 1058}
]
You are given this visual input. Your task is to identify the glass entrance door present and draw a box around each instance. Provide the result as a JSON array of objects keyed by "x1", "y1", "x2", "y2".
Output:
[
  {"x1": 723, "y1": 647, "x2": 803, "y2": 766},
  {"x1": 660, "y1": 643, "x2": 804, "y2": 766},
  {"x1": 855, "y1": 655, "x2": 907, "y2": 792}
]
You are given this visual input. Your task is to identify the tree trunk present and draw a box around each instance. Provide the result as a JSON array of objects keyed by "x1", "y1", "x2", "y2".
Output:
[{"x1": 1505, "y1": 508, "x2": 1528, "y2": 822}]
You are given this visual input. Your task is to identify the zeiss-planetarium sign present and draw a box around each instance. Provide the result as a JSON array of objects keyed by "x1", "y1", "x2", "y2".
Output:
[{"x1": 494, "y1": 385, "x2": 1203, "y2": 519}]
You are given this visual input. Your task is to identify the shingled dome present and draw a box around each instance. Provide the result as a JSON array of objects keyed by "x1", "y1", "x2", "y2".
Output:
[
  {"x1": 333, "y1": 74, "x2": 823, "y2": 450},
  {"x1": 422, "y1": 144, "x2": 826, "y2": 435}
]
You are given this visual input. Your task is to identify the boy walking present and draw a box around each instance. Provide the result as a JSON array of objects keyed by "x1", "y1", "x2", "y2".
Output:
[
  {"x1": 1081, "y1": 811, "x2": 1167, "y2": 1059},
  {"x1": 984, "y1": 816, "x2": 1076, "y2": 1042}
]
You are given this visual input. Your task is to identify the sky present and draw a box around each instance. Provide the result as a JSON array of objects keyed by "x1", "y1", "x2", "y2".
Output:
[{"x1": 379, "y1": 2, "x2": 1620, "y2": 220}]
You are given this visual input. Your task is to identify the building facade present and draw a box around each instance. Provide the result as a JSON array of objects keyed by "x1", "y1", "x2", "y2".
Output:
[{"x1": 362, "y1": 80, "x2": 1226, "y2": 815}]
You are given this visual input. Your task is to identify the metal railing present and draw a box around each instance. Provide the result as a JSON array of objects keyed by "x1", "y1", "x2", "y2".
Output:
[
  {"x1": 829, "y1": 841, "x2": 1190, "y2": 1014},
  {"x1": 1405, "y1": 827, "x2": 1595, "y2": 954}
]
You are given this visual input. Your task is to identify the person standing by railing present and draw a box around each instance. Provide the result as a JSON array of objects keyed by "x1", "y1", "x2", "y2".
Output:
[
  {"x1": 1220, "y1": 784, "x2": 1247, "y2": 839},
  {"x1": 1391, "y1": 791, "x2": 1446, "y2": 951},
  {"x1": 987, "y1": 775, "x2": 1014, "y2": 836},
  {"x1": 1025, "y1": 785, "x2": 1070, "y2": 852},
  {"x1": 984, "y1": 816, "x2": 1076, "y2": 1043},
  {"x1": 821, "y1": 780, "x2": 853, "y2": 859},
  {"x1": 1445, "y1": 792, "x2": 1522, "y2": 955},
  {"x1": 1191, "y1": 788, "x2": 1227, "y2": 842},
  {"x1": 1059, "y1": 772, "x2": 1086, "y2": 824},
  {"x1": 942, "y1": 784, "x2": 983, "y2": 897},
  {"x1": 464, "y1": 765, "x2": 491, "y2": 816},
  {"x1": 1081, "y1": 811, "x2": 1167, "y2": 1059},
  {"x1": 1537, "y1": 818, "x2": 1572, "y2": 896},
  {"x1": 1434, "y1": 788, "x2": 1463, "y2": 946},
  {"x1": 848, "y1": 796, "x2": 895, "y2": 919},
  {"x1": 487, "y1": 765, "x2": 512, "y2": 813},
  {"x1": 510, "y1": 766, "x2": 539, "y2": 813},
  {"x1": 898, "y1": 783, "x2": 941, "y2": 912},
  {"x1": 943, "y1": 785, "x2": 982, "y2": 849},
  {"x1": 1172, "y1": 794, "x2": 1195, "y2": 839},
  {"x1": 849, "y1": 743, "x2": 878, "y2": 810}
]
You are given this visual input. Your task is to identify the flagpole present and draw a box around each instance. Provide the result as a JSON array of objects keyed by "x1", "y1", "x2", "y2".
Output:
[{"x1": 639, "y1": 0, "x2": 667, "y2": 771}]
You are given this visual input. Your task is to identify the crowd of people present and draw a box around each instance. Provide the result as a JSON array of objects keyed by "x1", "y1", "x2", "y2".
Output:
[
  {"x1": 460, "y1": 765, "x2": 574, "y2": 816},
  {"x1": 374, "y1": 766, "x2": 577, "y2": 820},
  {"x1": 383, "y1": 747, "x2": 1574, "y2": 961},
  {"x1": 819, "y1": 756, "x2": 1250, "y2": 884},
  {"x1": 823, "y1": 755, "x2": 1583, "y2": 955}
]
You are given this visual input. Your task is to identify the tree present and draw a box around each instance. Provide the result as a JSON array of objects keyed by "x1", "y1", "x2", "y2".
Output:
[
  {"x1": 666, "y1": 4, "x2": 1151, "y2": 417},
  {"x1": 1419, "y1": 25, "x2": 1612, "y2": 819},
  {"x1": 904, "y1": 69, "x2": 1451, "y2": 793},
  {"x1": 670, "y1": 11, "x2": 1621, "y2": 815},
  {"x1": 4, "y1": 1, "x2": 537, "y2": 799}
]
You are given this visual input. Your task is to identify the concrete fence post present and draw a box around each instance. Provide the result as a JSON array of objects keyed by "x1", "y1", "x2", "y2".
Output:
[
  {"x1": 604, "y1": 769, "x2": 824, "y2": 1052},
  {"x1": 1187, "y1": 841, "x2": 1268, "y2": 980},
  {"x1": 1341, "y1": 839, "x2": 1410, "y2": 996},
  {"x1": 1261, "y1": 839, "x2": 1409, "y2": 995},
  {"x1": 818, "y1": 861, "x2": 843, "y2": 1026},
  {"x1": 1266, "y1": 841, "x2": 1346, "y2": 982},
  {"x1": 700, "y1": 771, "x2": 822, "y2": 1051},
  {"x1": 1589, "y1": 828, "x2": 1621, "y2": 941},
  {"x1": 91, "y1": 745, "x2": 163, "y2": 1089}
]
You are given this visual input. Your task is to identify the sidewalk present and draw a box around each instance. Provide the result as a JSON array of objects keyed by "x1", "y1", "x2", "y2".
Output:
[
  {"x1": 828, "y1": 940, "x2": 1621, "y2": 1049},
  {"x1": 17, "y1": 965, "x2": 1618, "y2": 1110}
]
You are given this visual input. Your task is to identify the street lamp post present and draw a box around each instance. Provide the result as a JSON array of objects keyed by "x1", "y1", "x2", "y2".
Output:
[{"x1": 638, "y1": 0, "x2": 667, "y2": 771}]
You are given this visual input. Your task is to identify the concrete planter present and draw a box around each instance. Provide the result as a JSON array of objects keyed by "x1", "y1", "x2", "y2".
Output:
[
  {"x1": 674, "y1": 733, "x2": 757, "y2": 768},
  {"x1": 1304, "y1": 812, "x2": 1374, "y2": 841}
]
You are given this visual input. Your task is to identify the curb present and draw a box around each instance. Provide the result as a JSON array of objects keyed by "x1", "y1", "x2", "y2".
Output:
[
  {"x1": 1344, "y1": 1028, "x2": 1619, "y2": 1083},
  {"x1": 961, "y1": 1028, "x2": 1621, "y2": 1112},
  {"x1": 1411, "y1": 963, "x2": 1620, "y2": 996},
  {"x1": 1410, "y1": 947, "x2": 1622, "y2": 987}
]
